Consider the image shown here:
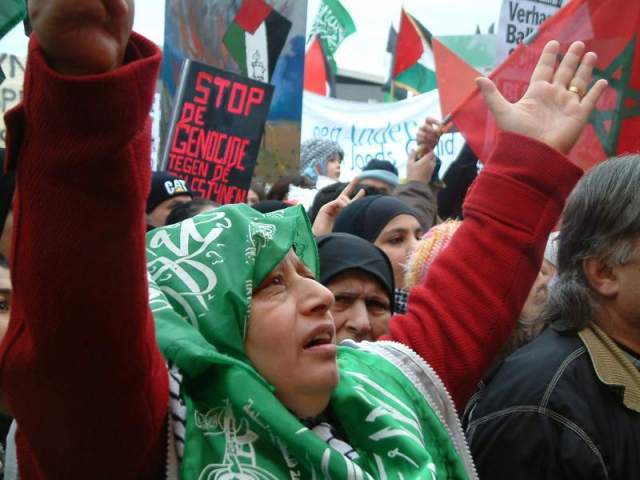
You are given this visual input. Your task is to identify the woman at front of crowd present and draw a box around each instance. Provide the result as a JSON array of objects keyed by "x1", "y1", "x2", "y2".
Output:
[
  {"x1": 150, "y1": 205, "x2": 478, "y2": 478},
  {"x1": 1, "y1": 1, "x2": 607, "y2": 478}
]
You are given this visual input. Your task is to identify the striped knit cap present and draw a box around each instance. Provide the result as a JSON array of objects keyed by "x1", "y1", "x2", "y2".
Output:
[
  {"x1": 299, "y1": 138, "x2": 344, "y2": 181},
  {"x1": 405, "y1": 220, "x2": 461, "y2": 289}
]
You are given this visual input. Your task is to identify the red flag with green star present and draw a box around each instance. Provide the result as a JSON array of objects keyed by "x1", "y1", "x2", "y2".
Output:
[{"x1": 451, "y1": 0, "x2": 640, "y2": 170}]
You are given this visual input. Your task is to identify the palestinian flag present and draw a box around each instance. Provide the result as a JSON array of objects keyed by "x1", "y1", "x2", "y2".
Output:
[
  {"x1": 384, "y1": 25, "x2": 408, "y2": 101},
  {"x1": 223, "y1": 0, "x2": 292, "y2": 82},
  {"x1": 0, "y1": 0, "x2": 26, "y2": 40},
  {"x1": 304, "y1": 35, "x2": 335, "y2": 96},
  {"x1": 308, "y1": 0, "x2": 356, "y2": 71},
  {"x1": 391, "y1": 9, "x2": 437, "y2": 96}
]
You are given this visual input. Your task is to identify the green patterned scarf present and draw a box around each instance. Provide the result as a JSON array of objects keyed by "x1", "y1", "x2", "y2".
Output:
[{"x1": 147, "y1": 204, "x2": 468, "y2": 479}]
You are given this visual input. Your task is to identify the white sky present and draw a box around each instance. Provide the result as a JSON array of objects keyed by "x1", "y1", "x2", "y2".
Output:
[
  {"x1": 1, "y1": 0, "x2": 501, "y2": 60},
  {"x1": 0, "y1": 0, "x2": 167, "y2": 56}
]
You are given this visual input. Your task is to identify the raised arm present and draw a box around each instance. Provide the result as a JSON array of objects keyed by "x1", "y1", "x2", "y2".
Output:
[
  {"x1": 383, "y1": 41, "x2": 608, "y2": 409},
  {"x1": 395, "y1": 118, "x2": 442, "y2": 230},
  {"x1": 0, "y1": 1, "x2": 168, "y2": 477}
]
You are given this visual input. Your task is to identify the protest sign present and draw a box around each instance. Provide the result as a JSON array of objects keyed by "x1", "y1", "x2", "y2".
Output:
[
  {"x1": 301, "y1": 90, "x2": 464, "y2": 180},
  {"x1": 0, "y1": 53, "x2": 24, "y2": 149},
  {"x1": 496, "y1": 0, "x2": 565, "y2": 63},
  {"x1": 162, "y1": 0, "x2": 307, "y2": 183},
  {"x1": 163, "y1": 59, "x2": 274, "y2": 204}
]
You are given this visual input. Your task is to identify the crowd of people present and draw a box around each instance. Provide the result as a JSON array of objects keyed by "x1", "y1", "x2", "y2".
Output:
[{"x1": 0, "y1": 1, "x2": 637, "y2": 479}]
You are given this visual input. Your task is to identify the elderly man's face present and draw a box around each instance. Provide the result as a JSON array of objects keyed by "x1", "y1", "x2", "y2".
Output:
[{"x1": 610, "y1": 240, "x2": 640, "y2": 328}]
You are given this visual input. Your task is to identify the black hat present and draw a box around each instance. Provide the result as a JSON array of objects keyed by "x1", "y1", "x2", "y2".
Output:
[
  {"x1": 333, "y1": 195, "x2": 417, "y2": 243},
  {"x1": 146, "y1": 172, "x2": 193, "y2": 213},
  {"x1": 317, "y1": 233, "x2": 395, "y2": 312}
]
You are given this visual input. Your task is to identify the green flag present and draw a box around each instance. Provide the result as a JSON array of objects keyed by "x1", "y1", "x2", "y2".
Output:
[
  {"x1": 0, "y1": 0, "x2": 26, "y2": 40},
  {"x1": 308, "y1": 0, "x2": 356, "y2": 70}
]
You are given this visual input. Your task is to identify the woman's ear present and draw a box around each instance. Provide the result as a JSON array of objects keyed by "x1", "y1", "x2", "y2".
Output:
[{"x1": 583, "y1": 256, "x2": 619, "y2": 298}]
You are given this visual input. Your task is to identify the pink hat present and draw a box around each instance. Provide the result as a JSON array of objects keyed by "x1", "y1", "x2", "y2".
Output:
[{"x1": 405, "y1": 220, "x2": 461, "y2": 289}]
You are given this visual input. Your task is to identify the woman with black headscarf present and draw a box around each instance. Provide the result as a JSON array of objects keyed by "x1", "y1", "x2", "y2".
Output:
[
  {"x1": 317, "y1": 233, "x2": 395, "y2": 342},
  {"x1": 333, "y1": 195, "x2": 421, "y2": 294}
]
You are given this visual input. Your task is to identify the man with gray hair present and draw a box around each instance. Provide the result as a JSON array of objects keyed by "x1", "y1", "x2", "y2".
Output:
[{"x1": 465, "y1": 155, "x2": 640, "y2": 479}]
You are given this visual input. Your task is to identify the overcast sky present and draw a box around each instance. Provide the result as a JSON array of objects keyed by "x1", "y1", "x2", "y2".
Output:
[
  {"x1": 1, "y1": 0, "x2": 502, "y2": 58},
  {"x1": 1, "y1": 0, "x2": 167, "y2": 56}
]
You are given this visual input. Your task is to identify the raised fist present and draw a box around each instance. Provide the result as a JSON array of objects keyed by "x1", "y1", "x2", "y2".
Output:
[{"x1": 29, "y1": 0, "x2": 134, "y2": 75}]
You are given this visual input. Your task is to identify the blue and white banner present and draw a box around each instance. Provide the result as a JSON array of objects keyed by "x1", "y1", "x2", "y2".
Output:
[{"x1": 301, "y1": 91, "x2": 464, "y2": 180}]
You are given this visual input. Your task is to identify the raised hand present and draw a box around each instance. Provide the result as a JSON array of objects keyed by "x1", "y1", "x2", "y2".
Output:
[
  {"x1": 406, "y1": 148, "x2": 437, "y2": 184},
  {"x1": 312, "y1": 178, "x2": 365, "y2": 237},
  {"x1": 29, "y1": 0, "x2": 134, "y2": 75},
  {"x1": 416, "y1": 117, "x2": 443, "y2": 154},
  {"x1": 476, "y1": 41, "x2": 608, "y2": 154}
]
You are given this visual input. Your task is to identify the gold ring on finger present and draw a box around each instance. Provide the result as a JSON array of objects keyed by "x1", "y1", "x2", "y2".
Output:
[{"x1": 568, "y1": 85, "x2": 583, "y2": 98}]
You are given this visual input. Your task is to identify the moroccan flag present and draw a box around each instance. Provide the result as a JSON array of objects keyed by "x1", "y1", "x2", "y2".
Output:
[
  {"x1": 452, "y1": 0, "x2": 640, "y2": 170},
  {"x1": 304, "y1": 36, "x2": 335, "y2": 96},
  {"x1": 0, "y1": 0, "x2": 26, "y2": 39},
  {"x1": 223, "y1": 0, "x2": 292, "y2": 82},
  {"x1": 391, "y1": 9, "x2": 437, "y2": 96},
  {"x1": 308, "y1": 0, "x2": 356, "y2": 71},
  {"x1": 432, "y1": 38, "x2": 481, "y2": 118}
]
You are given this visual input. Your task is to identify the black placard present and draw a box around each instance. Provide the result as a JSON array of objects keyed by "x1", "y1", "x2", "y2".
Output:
[{"x1": 163, "y1": 59, "x2": 274, "y2": 204}]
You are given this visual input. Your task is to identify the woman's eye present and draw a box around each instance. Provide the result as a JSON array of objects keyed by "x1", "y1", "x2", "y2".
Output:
[
  {"x1": 270, "y1": 274, "x2": 284, "y2": 286},
  {"x1": 0, "y1": 301, "x2": 8, "y2": 312},
  {"x1": 388, "y1": 236, "x2": 404, "y2": 245}
]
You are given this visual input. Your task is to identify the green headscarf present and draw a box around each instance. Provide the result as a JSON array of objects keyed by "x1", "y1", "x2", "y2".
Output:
[{"x1": 148, "y1": 204, "x2": 469, "y2": 479}]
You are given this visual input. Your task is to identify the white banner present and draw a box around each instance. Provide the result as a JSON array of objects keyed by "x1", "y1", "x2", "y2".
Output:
[
  {"x1": 301, "y1": 91, "x2": 464, "y2": 181},
  {"x1": 496, "y1": 0, "x2": 565, "y2": 63},
  {"x1": 0, "y1": 53, "x2": 25, "y2": 149}
]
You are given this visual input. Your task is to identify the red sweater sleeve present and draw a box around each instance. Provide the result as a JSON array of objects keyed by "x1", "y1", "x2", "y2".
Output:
[
  {"x1": 382, "y1": 132, "x2": 582, "y2": 410},
  {"x1": 0, "y1": 34, "x2": 168, "y2": 479}
]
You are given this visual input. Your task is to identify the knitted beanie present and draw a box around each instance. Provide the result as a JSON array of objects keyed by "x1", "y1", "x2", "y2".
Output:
[
  {"x1": 404, "y1": 220, "x2": 461, "y2": 289},
  {"x1": 358, "y1": 159, "x2": 400, "y2": 189},
  {"x1": 300, "y1": 138, "x2": 344, "y2": 182}
]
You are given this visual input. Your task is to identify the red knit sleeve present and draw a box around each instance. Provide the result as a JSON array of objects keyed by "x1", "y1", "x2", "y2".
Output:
[
  {"x1": 0, "y1": 34, "x2": 168, "y2": 479},
  {"x1": 382, "y1": 131, "x2": 583, "y2": 410}
]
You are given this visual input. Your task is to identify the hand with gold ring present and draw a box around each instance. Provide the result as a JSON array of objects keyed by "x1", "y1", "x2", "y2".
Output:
[
  {"x1": 568, "y1": 85, "x2": 584, "y2": 98},
  {"x1": 475, "y1": 40, "x2": 608, "y2": 154}
]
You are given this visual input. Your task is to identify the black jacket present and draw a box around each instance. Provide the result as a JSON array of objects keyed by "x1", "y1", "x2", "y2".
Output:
[{"x1": 464, "y1": 324, "x2": 640, "y2": 480}]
